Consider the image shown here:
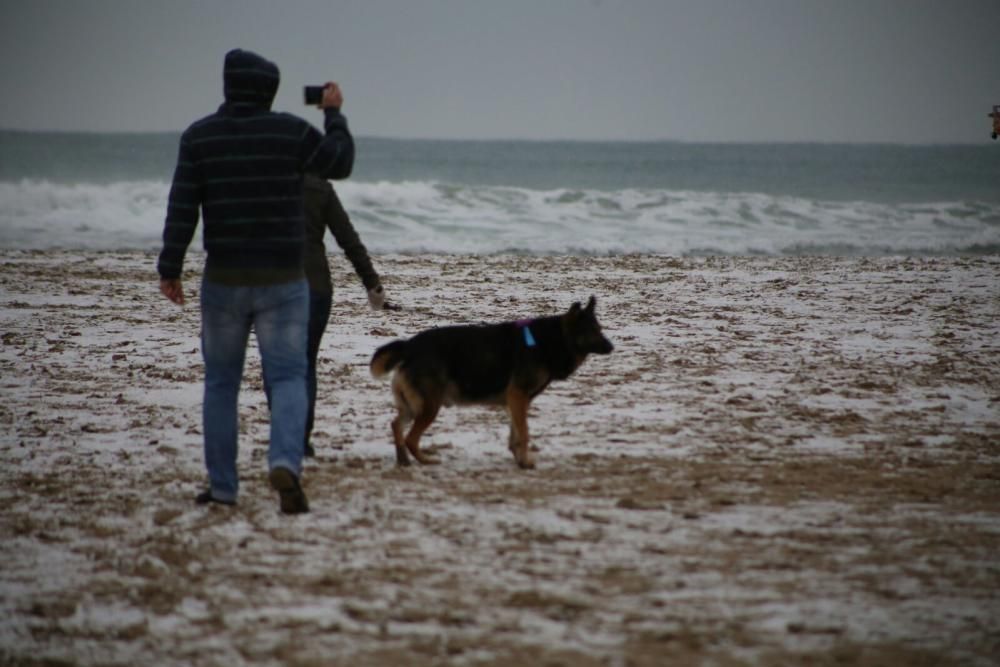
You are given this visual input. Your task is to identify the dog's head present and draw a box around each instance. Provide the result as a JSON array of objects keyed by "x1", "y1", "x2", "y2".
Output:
[{"x1": 565, "y1": 296, "x2": 614, "y2": 356}]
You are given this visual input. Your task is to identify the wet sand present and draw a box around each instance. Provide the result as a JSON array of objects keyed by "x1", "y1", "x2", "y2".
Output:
[{"x1": 1, "y1": 250, "x2": 999, "y2": 666}]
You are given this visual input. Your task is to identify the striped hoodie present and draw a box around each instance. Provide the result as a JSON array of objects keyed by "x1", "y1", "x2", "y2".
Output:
[{"x1": 157, "y1": 48, "x2": 355, "y2": 285}]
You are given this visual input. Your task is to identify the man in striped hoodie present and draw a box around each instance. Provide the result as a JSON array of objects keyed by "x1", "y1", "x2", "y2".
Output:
[{"x1": 157, "y1": 48, "x2": 355, "y2": 514}]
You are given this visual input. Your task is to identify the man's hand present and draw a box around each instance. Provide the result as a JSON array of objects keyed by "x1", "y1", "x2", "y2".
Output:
[
  {"x1": 321, "y1": 82, "x2": 344, "y2": 110},
  {"x1": 160, "y1": 278, "x2": 185, "y2": 306},
  {"x1": 366, "y1": 284, "x2": 400, "y2": 311},
  {"x1": 367, "y1": 285, "x2": 385, "y2": 310}
]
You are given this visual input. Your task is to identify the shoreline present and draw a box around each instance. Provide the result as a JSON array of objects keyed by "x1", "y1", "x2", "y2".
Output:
[{"x1": 2, "y1": 250, "x2": 999, "y2": 665}]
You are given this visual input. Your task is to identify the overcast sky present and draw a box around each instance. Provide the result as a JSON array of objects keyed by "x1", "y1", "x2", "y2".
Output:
[{"x1": 1, "y1": 0, "x2": 997, "y2": 143}]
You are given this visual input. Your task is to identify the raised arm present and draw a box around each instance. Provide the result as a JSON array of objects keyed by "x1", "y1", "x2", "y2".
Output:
[{"x1": 302, "y1": 83, "x2": 355, "y2": 180}]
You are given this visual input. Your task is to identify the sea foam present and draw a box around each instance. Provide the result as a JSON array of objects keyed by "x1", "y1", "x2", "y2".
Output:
[{"x1": 1, "y1": 178, "x2": 998, "y2": 256}]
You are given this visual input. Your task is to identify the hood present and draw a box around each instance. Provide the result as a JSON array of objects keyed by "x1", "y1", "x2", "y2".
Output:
[{"x1": 223, "y1": 48, "x2": 279, "y2": 107}]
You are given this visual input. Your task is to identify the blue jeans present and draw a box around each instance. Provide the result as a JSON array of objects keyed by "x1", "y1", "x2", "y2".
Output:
[
  {"x1": 200, "y1": 278, "x2": 309, "y2": 502},
  {"x1": 263, "y1": 289, "x2": 332, "y2": 448}
]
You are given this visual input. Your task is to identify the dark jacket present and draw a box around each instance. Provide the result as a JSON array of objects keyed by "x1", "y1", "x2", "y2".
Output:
[
  {"x1": 157, "y1": 49, "x2": 355, "y2": 285},
  {"x1": 302, "y1": 174, "x2": 380, "y2": 294}
]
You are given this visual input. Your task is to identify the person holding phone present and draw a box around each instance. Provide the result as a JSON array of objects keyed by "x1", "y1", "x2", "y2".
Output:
[{"x1": 157, "y1": 48, "x2": 354, "y2": 515}]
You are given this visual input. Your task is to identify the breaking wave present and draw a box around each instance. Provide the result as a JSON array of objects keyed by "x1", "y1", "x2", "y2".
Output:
[{"x1": 2, "y1": 179, "x2": 998, "y2": 256}]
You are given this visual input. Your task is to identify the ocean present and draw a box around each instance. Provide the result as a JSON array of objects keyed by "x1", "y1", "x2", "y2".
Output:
[{"x1": 1, "y1": 130, "x2": 998, "y2": 255}]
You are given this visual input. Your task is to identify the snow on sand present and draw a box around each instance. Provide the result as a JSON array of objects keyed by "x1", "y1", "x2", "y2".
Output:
[{"x1": 1, "y1": 251, "x2": 999, "y2": 666}]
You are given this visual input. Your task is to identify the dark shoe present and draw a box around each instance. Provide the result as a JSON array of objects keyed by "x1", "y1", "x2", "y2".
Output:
[
  {"x1": 195, "y1": 490, "x2": 235, "y2": 506},
  {"x1": 268, "y1": 467, "x2": 309, "y2": 515},
  {"x1": 304, "y1": 442, "x2": 315, "y2": 458}
]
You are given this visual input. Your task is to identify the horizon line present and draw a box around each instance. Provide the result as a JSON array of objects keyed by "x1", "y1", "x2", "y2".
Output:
[{"x1": 0, "y1": 127, "x2": 990, "y2": 148}]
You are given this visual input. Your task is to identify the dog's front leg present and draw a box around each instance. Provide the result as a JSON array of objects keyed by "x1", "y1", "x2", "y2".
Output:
[{"x1": 506, "y1": 388, "x2": 534, "y2": 469}]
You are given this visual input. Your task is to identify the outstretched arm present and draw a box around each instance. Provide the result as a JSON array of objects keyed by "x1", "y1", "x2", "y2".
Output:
[
  {"x1": 324, "y1": 186, "x2": 380, "y2": 290},
  {"x1": 323, "y1": 186, "x2": 399, "y2": 309}
]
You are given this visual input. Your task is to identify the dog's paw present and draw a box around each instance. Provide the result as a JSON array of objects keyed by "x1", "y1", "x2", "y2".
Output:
[
  {"x1": 395, "y1": 449, "x2": 412, "y2": 466},
  {"x1": 415, "y1": 455, "x2": 441, "y2": 466}
]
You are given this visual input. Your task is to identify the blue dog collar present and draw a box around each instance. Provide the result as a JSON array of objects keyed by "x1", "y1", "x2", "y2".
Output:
[
  {"x1": 516, "y1": 319, "x2": 537, "y2": 347},
  {"x1": 523, "y1": 326, "x2": 537, "y2": 348}
]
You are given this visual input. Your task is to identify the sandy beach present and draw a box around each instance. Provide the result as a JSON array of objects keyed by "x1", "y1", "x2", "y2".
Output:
[{"x1": 1, "y1": 249, "x2": 999, "y2": 666}]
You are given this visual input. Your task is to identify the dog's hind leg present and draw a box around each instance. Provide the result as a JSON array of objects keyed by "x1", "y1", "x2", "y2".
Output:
[
  {"x1": 404, "y1": 401, "x2": 441, "y2": 465},
  {"x1": 391, "y1": 375, "x2": 417, "y2": 466},
  {"x1": 391, "y1": 413, "x2": 412, "y2": 466},
  {"x1": 506, "y1": 388, "x2": 535, "y2": 469}
]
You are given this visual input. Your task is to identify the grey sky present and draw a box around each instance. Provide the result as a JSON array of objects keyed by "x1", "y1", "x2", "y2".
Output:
[{"x1": 1, "y1": 0, "x2": 997, "y2": 143}]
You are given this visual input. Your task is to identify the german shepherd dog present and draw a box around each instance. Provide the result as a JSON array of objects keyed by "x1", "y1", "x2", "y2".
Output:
[{"x1": 370, "y1": 297, "x2": 613, "y2": 469}]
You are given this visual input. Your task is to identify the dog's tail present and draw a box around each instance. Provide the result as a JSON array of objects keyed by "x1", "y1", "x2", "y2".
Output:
[{"x1": 370, "y1": 340, "x2": 408, "y2": 379}]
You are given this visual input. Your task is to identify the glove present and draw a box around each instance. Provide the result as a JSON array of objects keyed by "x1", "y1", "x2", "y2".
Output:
[{"x1": 367, "y1": 285, "x2": 386, "y2": 310}]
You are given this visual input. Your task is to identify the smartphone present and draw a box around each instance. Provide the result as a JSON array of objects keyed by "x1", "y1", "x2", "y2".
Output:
[{"x1": 303, "y1": 85, "x2": 324, "y2": 106}]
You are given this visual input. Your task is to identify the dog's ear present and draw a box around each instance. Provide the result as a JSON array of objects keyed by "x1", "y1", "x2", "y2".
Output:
[
  {"x1": 585, "y1": 296, "x2": 596, "y2": 313},
  {"x1": 569, "y1": 301, "x2": 582, "y2": 315}
]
